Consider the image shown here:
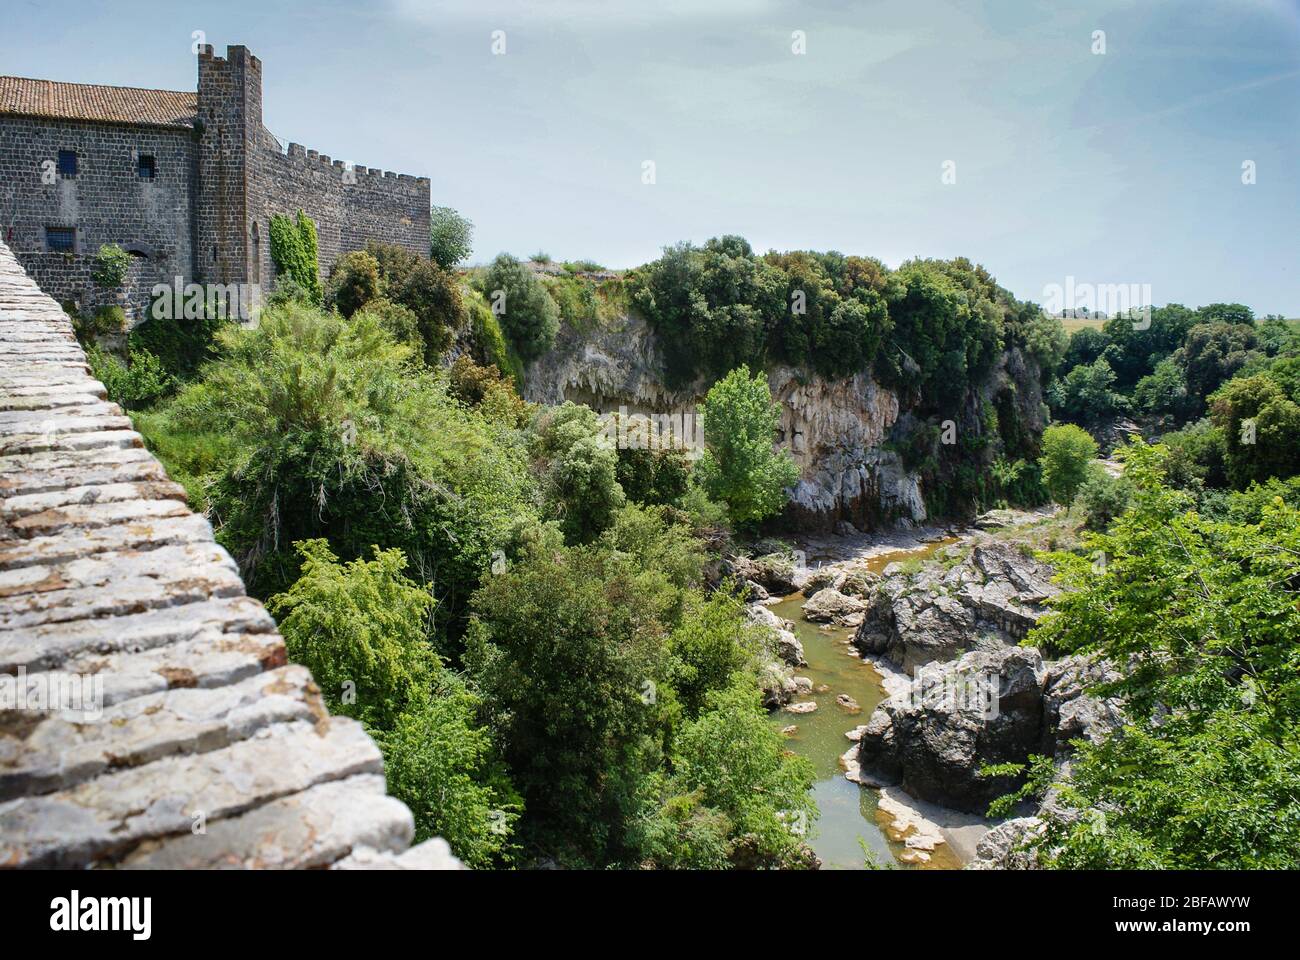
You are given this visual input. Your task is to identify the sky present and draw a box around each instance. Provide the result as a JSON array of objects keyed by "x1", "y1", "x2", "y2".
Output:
[{"x1": 3, "y1": 0, "x2": 1297, "y2": 314}]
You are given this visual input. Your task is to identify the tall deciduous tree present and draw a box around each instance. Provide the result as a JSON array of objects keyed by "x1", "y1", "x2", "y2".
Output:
[{"x1": 696, "y1": 365, "x2": 799, "y2": 526}]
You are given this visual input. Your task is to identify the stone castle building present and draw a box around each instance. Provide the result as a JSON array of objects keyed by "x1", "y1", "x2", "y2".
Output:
[{"x1": 0, "y1": 44, "x2": 430, "y2": 320}]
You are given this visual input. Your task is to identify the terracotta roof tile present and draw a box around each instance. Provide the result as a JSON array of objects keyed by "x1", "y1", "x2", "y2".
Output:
[{"x1": 0, "y1": 76, "x2": 196, "y2": 128}]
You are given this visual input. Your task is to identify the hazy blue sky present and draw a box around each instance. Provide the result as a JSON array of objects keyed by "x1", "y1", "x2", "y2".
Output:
[{"x1": 4, "y1": 0, "x2": 1297, "y2": 313}]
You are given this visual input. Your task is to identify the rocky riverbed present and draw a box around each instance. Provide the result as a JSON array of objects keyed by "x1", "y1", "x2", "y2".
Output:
[{"x1": 743, "y1": 507, "x2": 1122, "y2": 868}]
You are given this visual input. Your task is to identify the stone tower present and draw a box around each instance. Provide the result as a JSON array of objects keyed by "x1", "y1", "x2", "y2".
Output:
[{"x1": 195, "y1": 44, "x2": 262, "y2": 284}]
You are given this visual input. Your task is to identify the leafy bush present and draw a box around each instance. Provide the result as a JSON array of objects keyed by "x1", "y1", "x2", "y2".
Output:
[
  {"x1": 91, "y1": 243, "x2": 131, "y2": 289},
  {"x1": 129, "y1": 301, "x2": 229, "y2": 383},
  {"x1": 1048, "y1": 357, "x2": 1129, "y2": 428},
  {"x1": 86, "y1": 344, "x2": 173, "y2": 410},
  {"x1": 351, "y1": 298, "x2": 420, "y2": 350},
  {"x1": 396, "y1": 258, "x2": 462, "y2": 362},
  {"x1": 147, "y1": 300, "x2": 538, "y2": 620},
  {"x1": 1076, "y1": 465, "x2": 1133, "y2": 531},
  {"x1": 615, "y1": 445, "x2": 691, "y2": 507},
  {"x1": 531, "y1": 402, "x2": 626, "y2": 543},
  {"x1": 447, "y1": 355, "x2": 528, "y2": 427},
  {"x1": 480, "y1": 254, "x2": 560, "y2": 361},
  {"x1": 464, "y1": 291, "x2": 523, "y2": 384},
  {"x1": 326, "y1": 250, "x2": 381, "y2": 318},
  {"x1": 72, "y1": 304, "x2": 126, "y2": 343},
  {"x1": 269, "y1": 539, "x2": 518, "y2": 867},
  {"x1": 1209, "y1": 374, "x2": 1300, "y2": 489},
  {"x1": 1016, "y1": 441, "x2": 1300, "y2": 868}
]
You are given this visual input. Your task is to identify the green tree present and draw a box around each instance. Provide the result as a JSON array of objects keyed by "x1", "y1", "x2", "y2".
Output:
[
  {"x1": 269, "y1": 539, "x2": 518, "y2": 867},
  {"x1": 531, "y1": 402, "x2": 626, "y2": 543},
  {"x1": 465, "y1": 536, "x2": 677, "y2": 866},
  {"x1": 326, "y1": 250, "x2": 381, "y2": 318},
  {"x1": 1209, "y1": 374, "x2": 1300, "y2": 488},
  {"x1": 1133, "y1": 356, "x2": 1193, "y2": 425},
  {"x1": 397, "y1": 258, "x2": 463, "y2": 363},
  {"x1": 659, "y1": 679, "x2": 817, "y2": 869},
  {"x1": 1018, "y1": 441, "x2": 1300, "y2": 868},
  {"x1": 1039, "y1": 423, "x2": 1098, "y2": 504},
  {"x1": 1047, "y1": 357, "x2": 1129, "y2": 429},
  {"x1": 429, "y1": 205, "x2": 474, "y2": 269},
  {"x1": 696, "y1": 365, "x2": 799, "y2": 526},
  {"x1": 1176, "y1": 322, "x2": 1260, "y2": 413},
  {"x1": 628, "y1": 237, "x2": 785, "y2": 386},
  {"x1": 269, "y1": 539, "x2": 437, "y2": 730},
  {"x1": 147, "y1": 300, "x2": 537, "y2": 618},
  {"x1": 481, "y1": 254, "x2": 560, "y2": 361}
]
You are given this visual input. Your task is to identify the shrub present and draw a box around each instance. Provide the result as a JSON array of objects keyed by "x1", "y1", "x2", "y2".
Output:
[
  {"x1": 1039, "y1": 423, "x2": 1098, "y2": 504},
  {"x1": 90, "y1": 243, "x2": 131, "y2": 289},
  {"x1": 129, "y1": 303, "x2": 229, "y2": 383},
  {"x1": 480, "y1": 254, "x2": 560, "y2": 361},
  {"x1": 269, "y1": 538, "x2": 519, "y2": 867},
  {"x1": 447, "y1": 355, "x2": 528, "y2": 427},
  {"x1": 72, "y1": 304, "x2": 126, "y2": 343},
  {"x1": 1077, "y1": 465, "x2": 1133, "y2": 531},
  {"x1": 86, "y1": 344, "x2": 173, "y2": 410},
  {"x1": 327, "y1": 250, "x2": 381, "y2": 318},
  {"x1": 351, "y1": 298, "x2": 420, "y2": 351},
  {"x1": 531, "y1": 402, "x2": 626, "y2": 543},
  {"x1": 397, "y1": 259, "x2": 463, "y2": 363}
]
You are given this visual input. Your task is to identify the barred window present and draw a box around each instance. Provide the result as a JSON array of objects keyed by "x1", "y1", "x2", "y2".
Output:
[{"x1": 45, "y1": 227, "x2": 75, "y2": 252}]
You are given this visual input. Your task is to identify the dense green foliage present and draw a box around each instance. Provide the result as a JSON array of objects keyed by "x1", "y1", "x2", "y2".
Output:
[
  {"x1": 143, "y1": 302, "x2": 536, "y2": 627},
  {"x1": 429, "y1": 205, "x2": 474, "y2": 269},
  {"x1": 478, "y1": 254, "x2": 560, "y2": 361},
  {"x1": 465, "y1": 506, "x2": 815, "y2": 868},
  {"x1": 696, "y1": 365, "x2": 799, "y2": 527},
  {"x1": 326, "y1": 250, "x2": 381, "y2": 318},
  {"x1": 86, "y1": 344, "x2": 172, "y2": 410},
  {"x1": 90, "y1": 243, "x2": 131, "y2": 289},
  {"x1": 269, "y1": 539, "x2": 518, "y2": 866},
  {"x1": 530, "y1": 402, "x2": 626, "y2": 543},
  {"x1": 1014, "y1": 442, "x2": 1300, "y2": 868},
  {"x1": 1039, "y1": 424, "x2": 1098, "y2": 505},
  {"x1": 268, "y1": 210, "x2": 322, "y2": 304}
]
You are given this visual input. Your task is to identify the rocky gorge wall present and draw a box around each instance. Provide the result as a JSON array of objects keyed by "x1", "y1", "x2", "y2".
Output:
[{"x1": 523, "y1": 310, "x2": 1047, "y2": 533}]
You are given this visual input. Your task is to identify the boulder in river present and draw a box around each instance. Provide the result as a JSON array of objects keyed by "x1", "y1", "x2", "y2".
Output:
[
  {"x1": 853, "y1": 541, "x2": 1060, "y2": 672},
  {"x1": 728, "y1": 553, "x2": 799, "y2": 596},
  {"x1": 803, "y1": 587, "x2": 867, "y2": 626},
  {"x1": 786, "y1": 700, "x2": 819, "y2": 714},
  {"x1": 745, "y1": 603, "x2": 807, "y2": 667},
  {"x1": 856, "y1": 646, "x2": 1121, "y2": 814}
]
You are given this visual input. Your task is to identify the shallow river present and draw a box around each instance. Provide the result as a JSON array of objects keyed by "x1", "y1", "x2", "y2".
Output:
[{"x1": 768, "y1": 539, "x2": 963, "y2": 870}]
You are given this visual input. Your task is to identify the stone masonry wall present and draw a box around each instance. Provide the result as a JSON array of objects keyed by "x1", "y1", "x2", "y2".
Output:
[
  {"x1": 250, "y1": 131, "x2": 431, "y2": 292},
  {"x1": 0, "y1": 115, "x2": 195, "y2": 312},
  {"x1": 0, "y1": 237, "x2": 459, "y2": 869}
]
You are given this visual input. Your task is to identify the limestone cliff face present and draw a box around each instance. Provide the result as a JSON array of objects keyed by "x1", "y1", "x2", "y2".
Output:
[
  {"x1": 767, "y1": 366, "x2": 925, "y2": 531},
  {"x1": 522, "y1": 312, "x2": 1038, "y2": 532}
]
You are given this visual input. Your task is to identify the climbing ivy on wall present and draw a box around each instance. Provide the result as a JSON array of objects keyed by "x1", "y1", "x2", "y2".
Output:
[{"x1": 269, "y1": 210, "x2": 322, "y2": 304}]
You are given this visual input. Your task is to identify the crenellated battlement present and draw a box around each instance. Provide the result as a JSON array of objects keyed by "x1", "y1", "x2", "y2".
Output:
[{"x1": 277, "y1": 141, "x2": 429, "y2": 188}]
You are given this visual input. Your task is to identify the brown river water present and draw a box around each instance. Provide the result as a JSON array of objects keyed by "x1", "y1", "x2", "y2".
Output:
[{"x1": 767, "y1": 538, "x2": 965, "y2": 870}]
